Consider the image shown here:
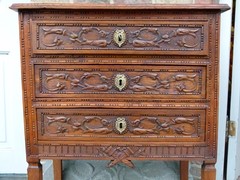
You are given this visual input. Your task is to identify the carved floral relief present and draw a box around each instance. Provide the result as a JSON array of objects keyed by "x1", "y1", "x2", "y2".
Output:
[
  {"x1": 38, "y1": 24, "x2": 203, "y2": 51},
  {"x1": 39, "y1": 68, "x2": 202, "y2": 95},
  {"x1": 40, "y1": 112, "x2": 199, "y2": 137}
]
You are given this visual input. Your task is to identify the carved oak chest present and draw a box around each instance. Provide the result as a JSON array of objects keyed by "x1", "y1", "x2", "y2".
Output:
[{"x1": 10, "y1": 3, "x2": 229, "y2": 180}]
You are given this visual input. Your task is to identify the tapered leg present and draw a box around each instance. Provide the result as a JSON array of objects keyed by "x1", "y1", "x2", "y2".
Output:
[
  {"x1": 201, "y1": 162, "x2": 216, "y2": 180},
  {"x1": 27, "y1": 161, "x2": 43, "y2": 180},
  {"x1": 180, "y1": 161, "x2": 188, "y2": 180},
  {"x1": 53, "y1": 159, "x2": 62, "y2": 180}
]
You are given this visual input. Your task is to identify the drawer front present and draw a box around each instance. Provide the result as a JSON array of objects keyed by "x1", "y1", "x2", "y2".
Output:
[
  {"x1": 37, "y1": 108, "x2": 205, "y2": 142},
  {"x1": 35, "y1": 65, "x2": 206, "y2": 99},
  {"x1": 32, "y1": 21, "x2": 208, "y2": 55}
]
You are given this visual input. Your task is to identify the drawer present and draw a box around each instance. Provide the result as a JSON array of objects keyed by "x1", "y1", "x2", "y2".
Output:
[
  {"x1": 37, "y1": 108, "x2": 205, "y2": 142},
  {"x1": 32, "y1": 20, "x2": 209, "y2": 55},
  {"x1": 34, "y1": 64, "x2": 206, "y2": 99}
]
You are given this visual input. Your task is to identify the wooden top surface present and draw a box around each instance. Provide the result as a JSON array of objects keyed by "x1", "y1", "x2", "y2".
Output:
[{"x1": 10, "y1": 3, "x2": 230, "y2": 12}]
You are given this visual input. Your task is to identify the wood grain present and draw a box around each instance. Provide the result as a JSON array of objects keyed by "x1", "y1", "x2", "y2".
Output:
[
  {"x1": 180, "y1": 161, "x2": 189, "y2": 180},
  {"x1": 53, "y1": 160, "x2": 62, "y2": 180},
  {"x1": 27, "y1": 162, "x2": 42, "y2": 180}
]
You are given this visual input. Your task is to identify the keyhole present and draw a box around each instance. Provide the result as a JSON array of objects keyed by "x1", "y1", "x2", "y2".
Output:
[
  {"x1": 119, "y1": 79, "x2": 122, "y2": 86},
  {"x1": 118, "y1": 34, "x2": 122, "y2": 42},
  {"x1": 119, "y1": 122, "x2": 123, "y2": 129}
]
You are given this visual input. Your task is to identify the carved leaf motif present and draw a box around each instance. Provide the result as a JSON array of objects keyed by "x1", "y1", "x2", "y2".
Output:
[
  {"x1": 43, "y1": 72, "x2": 112, "y2": 92},
  {"x1": 42, "y1": 27, "x2": 111, "y2": 47},
  {"x1": 40, "y1": 25, "x2": 201, "y2": 50},
  {"x1": 47, "y1": 116, "x2": 71, "y2": 125},
  {"x1": 46, "y1": 116, "x2": 113, "y2": 135},
  {"x1": 42, "y1": 71, "x2": 198, "y2": 94},
  {"x1": 45, "y1": 73, "x2": 69, "y2": 82},
  {"x1": 44, "y1": 115, "x2": 197, "y2": 136},
  {"x1": 130, "y1": 27, "x2": 199, "y2": 48},
  {"x1": 81, "y1": 116, "x2": 113, "y2": 134},
  {"x1": 129, "y1": 73, "x2": 197, "y2": 93}
]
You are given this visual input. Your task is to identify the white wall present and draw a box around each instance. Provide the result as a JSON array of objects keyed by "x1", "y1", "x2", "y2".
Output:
[
  {"x1": 227, "y1": 0, "x2": 240, "y2": 179},
  {"x1": 217, "y1": 0, "x2": 233, "y2": 180},
  {"x1": 0, "y1": 0, "x2": 29, "y2": 173}
]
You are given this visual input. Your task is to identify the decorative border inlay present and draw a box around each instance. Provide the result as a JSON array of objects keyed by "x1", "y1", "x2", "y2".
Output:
[{"x1": 38, "y1": 144, "x2": 207, "y2": 162}]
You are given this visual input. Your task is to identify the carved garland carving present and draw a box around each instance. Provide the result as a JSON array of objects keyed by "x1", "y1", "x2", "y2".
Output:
[
  {"x1": 40, "y1": 26, "x2": 201, "y2": 49},
  {"x1": 42, "y1": 72, "x2": 198, "y2": 94},
  {"x1": 44, "y1": 115, "x2": 197, "y2": 136}
]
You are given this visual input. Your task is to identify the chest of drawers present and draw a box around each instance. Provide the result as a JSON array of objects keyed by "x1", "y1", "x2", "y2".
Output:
[{"x1": 10, "y1": 3, "x2": 229, "y2": 180}]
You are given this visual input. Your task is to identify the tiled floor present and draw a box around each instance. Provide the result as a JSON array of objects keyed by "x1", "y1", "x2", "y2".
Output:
[
  {"x1": 63, "y1": 160, "x2": 180, "y2": 180},
  {"x1": 0, "y1": 160, "x2": 183, "y2": 180}
]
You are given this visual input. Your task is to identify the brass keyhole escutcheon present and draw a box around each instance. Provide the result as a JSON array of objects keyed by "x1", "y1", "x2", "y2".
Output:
[
  {"x1": 115, "y1": 117, "x2": 127, "y2": 134},
  {"x1": 113, "y1": 29, "x2": 126, "y2": 47},
  {"x1": 114, "y1": 74, "x2": 127, "y2": 91}
]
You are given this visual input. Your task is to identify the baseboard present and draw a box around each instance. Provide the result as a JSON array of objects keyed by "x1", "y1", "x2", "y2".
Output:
[{"x1": 0, "y1": 174, "x2": 27, "y2": 180}]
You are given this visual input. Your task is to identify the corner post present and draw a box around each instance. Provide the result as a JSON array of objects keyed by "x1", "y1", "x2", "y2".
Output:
[
  {"x1": 201, "y1": 161, "x2": 216, "y2": 180},
  {"x1": 27, "y1": 160, "x2": 42, "y2": 180}
]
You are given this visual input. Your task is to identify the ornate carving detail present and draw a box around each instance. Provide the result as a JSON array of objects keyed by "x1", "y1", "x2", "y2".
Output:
[
  {"x1": 98, "y1": 146, "x2": 146, "y2": 168},
  {"x1": 46, "y1": 116, "x2": 113, "y2": 134},
  {"x1": 42, "y1": 27, "x2": 111, "y2": 47},
  {"x1": 130, "y1": 27, "x2": 199, "y2": 48},
  {"x1": 81, "y1": 116, "x2": 113, "y2": 134},
  {"x1": 41, "y1": 70, "x2": 199, "y2": 94},
  {"x1": 44, "y1": 73, "x2": 69, "y2": 92},
  {"x1": 43, "y1": 72, "x2": 112, "y2": 92},
  {"x1": 37, "y1": 24, "x2": 203, "y2": 51},
  {"x1": 129, "y1": 117, "x2": 196, "y2": 135},
  {"x1": 43, "y1": 114, "x2": 197, "y2": 136},
  {"x1": 129, "y1": 73, "x2": 197, "y2": 93}
]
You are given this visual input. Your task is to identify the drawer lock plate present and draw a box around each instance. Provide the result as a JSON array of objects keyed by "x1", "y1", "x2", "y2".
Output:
[
  {"x1": 113, "y1": 29, "x2": 126, "y2": 47},
  {"x1": 114, "y1": 74, "x2": 128, "y2": 91},
  {"x1": 115, "y1": 117, "x2": 127, "y2": 134}
]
